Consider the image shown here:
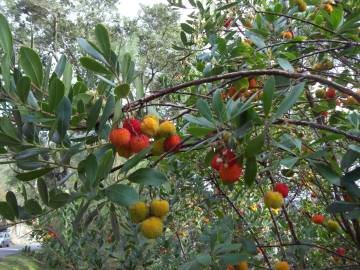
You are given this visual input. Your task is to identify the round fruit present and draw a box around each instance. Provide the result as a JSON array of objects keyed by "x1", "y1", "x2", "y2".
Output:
[
  {"x1": 151, "y1": 199, "x2": 170, "y2": 218},
  {"x1": 264, "y1": 191, "x2": 284, "y2": 209},
  {"x1": 238, "y1": 261, "x2": 248, "y2": 270},
  {"x1": 129, "y1": 201, "x2": 149, "y2": 223},
  {"x1": 296, "y1": 0, "x2": 307, "y2": 12},
  {"x1": 109, "y1": 128, "x2": 131, "y2": 148},
  {"x1": 130, "y1": 134, "x2": 150, "y2": 153},
  {"x1": 274, "y1": 261, "x2": 290, "y2": 270},
  {"x1": 281, "y1": 31, "x2": 293, "y2": 39},
  {"x1": 324, "y1": 3, "x2": 334, "y2": 13},
  {"x1": 221, "y1": 148, "x2": 237, "y2": 166},
  {"x1": 211, "y1": 155, "x2": 223, "y2": 171},
  {"x1": 158, "y1": 121, "x2": 176, "y2": 137},
  {"x1": 326, "y1": 88, "x2": 336, "y2": 99},
  {"x1": 141, "y1": 115, "x2": 159, "y2": 137},
  {"x1": 152, "y1": 139, "x2": 165, "y2": 156},
  {"x1": 312, "y1": 214, "x2": 325, "y2": 225},
  {"x1": 226, "y1": 265, "x2": 235, "y2": 270},
  {"x1": 274, "y1": 183, "x2": 289, "y2": 198},
  {"x1": 140, "y1": 217, "x2": 163, "y2": 239},
  {"x1": 164, "y1": 134, "x2": 181, "y2": 152},
  {"x1": 344, "y1": 96, "x2": 358, "y2": 106},
  {"x1": 327, "y1": 219, "x2": 340, "y2": 232},
  {"x1": 227, "y1": 87, "x2": 237, "y2": 97},
  {"x1": 336, "y1": 247, "x2": 345, "y2": 257},
  {"x1": 117, "y1": 145, "x2": 133, "y2": 158},
  {"x1": 248, "y1": 78, "x2": 257, "y2": 89},
  {"x1": 219, "y1": 163, "x2": 242, "y2": 184},
  {"x1": 320, "y1": 111, "x2": 328, "y2": 117},
  {"x1": 123, "y1": 118, "x2": 141, "y2": 135},
  {"x1": 224, "y1": 18, "x2": 233, "y2": 28},
  {"x1": 315, "y1": 89, "x2": 325, "y2": 98}
]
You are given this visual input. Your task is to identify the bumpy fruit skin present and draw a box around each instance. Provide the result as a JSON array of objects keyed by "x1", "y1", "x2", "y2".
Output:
[
  {"x1": 315, "y1": 89, "x2": 325, "y2": 98},
  {"x1": 296, "y1": 0, "x2": 307, "y2": 12},
  {"x1": 123, "y1": 118, "x2": 141, "y2": 135},
  {"x1": 227, "y1": 87, "x2": 237, "y2": 97},
  {"x1": 226, "y1": 265, "x2": 235, "y2": 270},
  {"x1": 150, "y1": 199, "x2": 170, "y2": 218},
  {"x1": 312, "y1": 214, "x2": 325, "y2": 225},
  {"x1": 224, "y1": 18, "x2": 233, "y2": 28},
  {"x1": 152, "y1": 139, "x2": 165, "y2": 156},
  {"x1": 164, "y1": 134, "x2": 181, "y2": 152},
  {"x1": 264, "y1": 191, "x2": 284, "y2": 209},
  {"x1": 238, "y1": 261, "x2": 248, "y2": 270},
  {"x1": 158, "y1": 121, "x2": 176, "y2": 137},
  {"x1": 336, "y1": 247, "x2": 345, "y2": 257},
  {"x1": 327, "y1": 219, "x2": 340, "y2": 232},
  {"x1": 326, "y1": 88, "x2": 336, "y2": 99},
  {"x1": 117, "y1": 145, "x2": 133, "y2": 158},
  {"x1": 130, "y1": 134, "x2": 150, "y2": 153},
  {"x1": 248, "y1": 78, "x2": 257, "y2": 89},
  {"x1": 219, "y1": 163, "x2": 242, "y2": 184},
  {"x1": 129, "y1": 201, "x2": 149, "y2": 223},
  {"x1": 140, "y1": 217, "x2": 163, "y2": 239},
  {"x1": 313, "y1": 63, "x2": 323, "y2": 71},
  {"x1": 109, "y1": 128, "x2": 131, "y2": 148},
  {"x1": 211, "y1": 155, "x2": 223, "y2": 171},
  {"x1": 281, "y1": 31, "x2": 293, "y2": 39},
  {"x1": 324, "y1": 3, "x2": 334, "y2": 13},
  {"x1": 274, "y1": 183, "x2": 289, "y2": 198},
  {"x1": 141, "y1": 116, "x2": 159, "y2": 137},
  {"x1": 275, "y1": 261, "x2": 290, "y2": 270},
  {"x1": 221, "y1": 148, "x2": 237, "y2": 166}
]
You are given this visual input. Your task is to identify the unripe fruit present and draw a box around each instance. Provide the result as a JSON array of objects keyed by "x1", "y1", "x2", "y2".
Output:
[
  {"x1": 275, "y1": 261, "x2": 290, "y2": 270},
  {"x1": 315, "y1": 89, "x2": 325, "y2": 98},
  {"x1": 238, "y1": 261, "x2": 248, "y2": 270},
  {"x1": 327, "y1": 219, "x2": 340, "y2": 232},
  {"x1": 211, "y1": 154, "x2": 223, "y2": 171},
  {"x1": 123, "y1": 118, "x2": 141, "y2": 135},
  {"x1": 150, "y1": 199, "x2": 170, "y2": 218},
  {"x1": 130, "y1": 134, "x2": 150, "y2": 153},
  {"x1": 219, "y1": 163, "x2": 242, "y2": 184},
  {"x1": 281, "y1": 31, "x2": 293, "y2": 39},
  {"x1": 312, "y1": 214, "x2": 325, "y2": 225},
  {"x1": 117, "y1": 145, "x2": 133, "y2": 158},
  {"x1": 140, "y1": 217, "x2": 163, "y2": 239},
  {"x1": 152, "y1": 139, "x2": 165, "y2": 156},
  {"x1": 274, "y1": 183, "x2": 289, "y2": 198},
  {"x1": 313, "y1": 63, "x2": 324, "y2": 71},
  {"x1": 324, "y1": 3, "x2": 334, "y2": 13},
  {"x1": 109, "y1": 128, "x2": 131, "y2": 148},
  {"x1": 158, "y1": 121, "x2": 176, "y2": 137},
  {"x1": 344, "y1": 96, "x2": 358, "y2": 106},
  {"x1": 129, "y1": 201, "x2": 149, "y2": 223},
  {"x1": 164, "y1": 134, "x2": 181, "y2": 152},
  {"x1": 336, "y1": 247, "x2": 345, "y2": 257},
  {"x1": 141, "y1": 116, "x2": 159, "y2": 137},
  {"x1": 222, "y1": 131, "x2": 231, "y2": 143},
  {"x1": 248, "y1": 78, "x2": 257, "y2": 89},
  {"x1": 296, "y1": 0, "x2": 307, "y2": 12},
  {"x1": 326, "y1": 88, "x2": 336, "y2": 99},
  {"x1": 264, "y1": 191, "x2": 284, "y2": 209}
]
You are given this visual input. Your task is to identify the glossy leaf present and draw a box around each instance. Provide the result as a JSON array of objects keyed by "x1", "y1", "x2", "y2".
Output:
[
  {"x1": 106, "y1": 184, "x2": 139, "y2": 207},
  {"x1": 95, "y1": 24, "x2": 111, "y2": 59},
  {"x1": 80, "y1": 56, "x2": 111, "y2": 74},
  {"x1": 56, "y1": 96, "x2": 72, "y2": 140},
  {"x1": 37, "y1": 179, "x2": 49, "y2": 205},
  {"x1": 0, "y1": 202, "x2": 15, "y2": 221},
  {"x1": 16, "y1": 167, "x2": 54, "y2": 181},
  {"x1": 19, "y1": 47, "x2": 43, "y2": 88},
  {"x1": 87, "y1": 97, "x2": 103, "y2": 131},
  {"x1": 24, "y1": 199, "x2": 42, "y2": 215},
  {"x1": 128, "y1": 168, "x2": 167, "y2": 186},
  {"x1": 0, "y1": 13, "x2": 13, "y2": 60},
  {"x1": 244, "y1": 156, "x2": 257, "y2": 186},
  {"x1": 262, "y1": 76, "x2": 275, "y2": 116},
  {"x1": 6, "y1": 191, "x2": 18, "y2": 218},
  {"x1": 48, "y1": 77, "x2": 65, "y2": 112},
  {"x1": 16, "y1": 76, "x2": 31, "y2": 103}
]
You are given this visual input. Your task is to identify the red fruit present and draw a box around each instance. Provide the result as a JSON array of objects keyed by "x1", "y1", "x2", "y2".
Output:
[
  {"x1": 248, "y1": 78, "x2": 257, "y2": 89},
  {"x1": 227, "y1": 87, "x2": 237, "y2": 97},
  {"x1": 336, "y1": 247, "x2": 345, "y2": 257},
  {"x1": 130, "y1": 134, "x2": 150, "y2": 153},
  {"x1": 109, "y1": 128, "x2": 131, "y2": 148},
  {"x1": 320, "y1": 111, "x2": 328, "y2": 117},
  {"x1": 221, "y1": 148, "x2": 237, "y2": 166},
  {"x1": 326, "y1": 88, "x2": 336, "y2": 99},
  {"x1": 343, "y1": 194, "x2": 352, "y2": 202},
  {"x1": 224, "y1": 18, "x2": 233, "y2": 28},
  {"x1": 211, "y1": 155, "x2": 223, "y2": 171},
  {"x1": 274, "y1": 183, "x2": 289, "y2": 198},
  {"x1": 123, "y1": 118, "x2": 141, "y2": 135},
  {"x1": 219, "y1": 163, "x2": 242, "y2": 184},
  {"x1": 312, "y1": 214, "x2": 325, "y2": 224},
  {"x1": 164, "y1": 134, "x2": 181, "y2": 152}
]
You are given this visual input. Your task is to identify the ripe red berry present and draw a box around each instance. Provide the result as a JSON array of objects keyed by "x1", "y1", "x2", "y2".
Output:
[
  {"x1": 164, "y1": 134, "x2": 181, "y2": 152},
  {"x1": 274, "y1": 183, "x2": 289, "y2": 198},
  {"x1": 109, "y1": 128, "x2": 131, "y2": 148},
  {"x1": 130, "y1": 134, "x2": 150, "y2": 153},
  {"x1": 320, "y1": 111, "x2": 328, "y2": 117},
  {"x1": 248, "y1": 78, "x2": 257, "y2": 89},
  {"x1": 219, "y1": 163, "x2": 242, "y2": 184},
  {"x1": 211, "y1": 155, "x2": 223, "y2": 171},
  {"x1": 336, "y1": 247, "x2": 345, "y2": 257},
  {"x1": 123, "y1": 118, "x2": 141, "y2": 135},
  {"x1": 325, "y1": 88, "x2": 336, "y2": 99},
  {"x1": 221, "y1": 148, "x2": 237, "y2": 166},
  {"x1": 312, "y1": 214, "x2": 325, "y2": 224},
  {"x1": 224, "y1": 18, "x2": 233, "y2": 28}
]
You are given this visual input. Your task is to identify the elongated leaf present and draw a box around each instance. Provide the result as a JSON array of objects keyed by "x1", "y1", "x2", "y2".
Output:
[
  {"x1": 78, "y1": 154, "x2": 97, "y2": 189},
  {"x1": 120, "y1": 148, "x2": 151, "y2": 173},
  {"x1": 277, "y1": 58, "x2": 294, "y2": 72},
  {"x1": 48, "y1": 190, "x2": 70, "y2": 209},
  {"x1": 0, "y1": 202, "x2": 15, "y2": 221},
  {"x1": 327, "y1": 201, "x2": 358, "y2": 213},
  {"x1": 181, "y1": 23, "x2": 195, "y2": 34},
  {"x1": 16, "y1": 76, "x2": 31, "y2": 103},
  {"x1": 128, "y1": 168, "x2": 167, "y2": 186},
  {"x1": 48, "y1": 77, "x2": 65, "y2": 112},
  {"x1": 106, "y1": 184, "x2": 139, "y2": 207},
  {"x1": 19, "y1": 47, "x2": 43, "y2": 88},
  {"x1": 16, "y1": 167, "x2": 54, "y2": 181},
  {"x1": 99, "y1": 96, "x2": 115, "y2": 132},
  {"x1": 262, "y1": 76, "x2": 275, "y2": 116},
  {"x1": 54, "y1": 55, "x2": 67, "y2": 77},
  {"x1": 14, "y1": 148, "x2": 49, "y2": 160},
  {"x1": 37, "y1": 179, "x2": 49, "y2": 205},
  {"x1": 63, "y1": 62, "x2": 73, "y2": 94},
  {"x1": 87, "y1": 97, "x2": 103, "y2": 131},
  {"x1": 24, "y1": 199, "x2": 42, "y2": 215},
  {"x1": 96, "y1": 149, "x2": 115, "y2": 184},
  {"x1": 77, "y1": 38, "x2": 108, "y2": 64},
  {"x1": 110, "y1": 204, "x2": 120, "y2": 242},
  {"x1": 73, "y1": 200, "x2": 91, "y2": 231},
  {"x1": 244, "y1": 156, "x2": 257, "y2": 185},
  {"x1": 245, "y1": 133, "x2": 264, "y2": 157},
  {"x1": 95, "y1": 24, "x2": 111, "y2": 59},
  {"x1": 6, "y1": 191, "x2": 18, "y2": 218},
  {"x1": 80, "y1": 57, "x2": 111, "y2": 74},
  {"x1": 213, "y1": 89, "x2": 227, "y2": 122},
  {"x1": 56, "y1": 96, "x2": 72, "y2": 140},
  {"x1": 312, "y1": 162, "x2": 340, "y2": 185},
  {"x1": 196, "y1": 99, "x2": 213, "y2": 122},
  {"x1": 0, "y1": 13, "x2": 13, "y2": 59}
]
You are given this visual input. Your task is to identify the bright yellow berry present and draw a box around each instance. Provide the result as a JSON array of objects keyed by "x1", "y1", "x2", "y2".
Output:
[
  {"x1": 275, "y1": 261, "x2": 290, "y2": 270},
  {"x1": 327, "y1": 219, "x2": 340, "y2": 232},
  {"x1": 129, "y1": 201, "x2": 149, "y2": 223},
  {"x1": 150, "y1": 199, "x2": 169, "y2": 218},
  {"x1": 140, "y1": 217, "x2": 163, "y2": 239},
  {"x1": 264, "y1": 191, "x2": 284, "y2": 209},
  {"x1": 157, "y1": 121, "x2": 176, "y2": 137},
  {"x1": 141, "y1": 115, "x2": 159, "y2": 137},
  {"x1": 238, "y1": 261, "x2": 248, "y2": 270}
]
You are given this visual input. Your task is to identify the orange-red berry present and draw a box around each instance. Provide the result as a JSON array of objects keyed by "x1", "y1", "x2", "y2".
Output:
[
  {"x1": 274, "y1": 183, "x2": 289, "y2": 198},
  {"x1": 312, "y1": 214, "x2": 325, "y2": 225},
  {"x1": 109, "y1": 128, "x2": 131, "y2": 148},
  {"x1": 326, "y1": 88, "x2": 336, "y2": 99},
  {"x1": 123, "y1": 118, "x2": 141, "y2": 135},
  {"x1": 248, "y1": 78, "x2": 257, "y2": 89},
  {"x1": 336, "y1": 247, "x2": 345, "y2": 257},
  {"x1": 164, "y1": 134, "x2": 181, "y2": 152},
  {"x1": 130, "y1": 134, "x2": 150, "y2": 153},
  {"x1": 219, "y1": 163, "x2": 242, "y2": 184}
]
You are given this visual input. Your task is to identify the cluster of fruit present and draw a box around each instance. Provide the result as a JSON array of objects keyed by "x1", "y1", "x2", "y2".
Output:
[
  {"x1": 222, "y1": 78, "x2": 260, "y2": 101},
  {"x1": 264, "y1": 183, "x2": 289, "y2": 209},
  {"x1": 312, "y1": 214, "x2": 340, "y2": 232},
  {"x1": 211, "y1": 147, "x2": 243, "y2": 184},
  {"x1": 109, "y1": 115, "x2": 181, "y2": 158},
  {"x1": 129, "y1": 199, "x2": 169, "y2": 239},
  {"x1": 315, "y1": 87, "x2": 359, "y2": 107},
  {"x1": 227, "y1": 260, "x2": 290, "y2": 270}
]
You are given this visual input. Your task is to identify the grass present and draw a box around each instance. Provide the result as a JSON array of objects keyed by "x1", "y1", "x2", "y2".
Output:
[{"x1": 0, "y1": 254, "x2": 45, "y2": 270}]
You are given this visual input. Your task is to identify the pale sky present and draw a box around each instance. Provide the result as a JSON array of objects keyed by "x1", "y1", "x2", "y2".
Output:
[{"x1": 118, "y1": 0, "x2": 169, "y2": 18}]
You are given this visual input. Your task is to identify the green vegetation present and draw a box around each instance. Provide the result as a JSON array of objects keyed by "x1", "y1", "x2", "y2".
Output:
[{"x1": 0, "y1": 255, "x2": 44, "y2": 270}]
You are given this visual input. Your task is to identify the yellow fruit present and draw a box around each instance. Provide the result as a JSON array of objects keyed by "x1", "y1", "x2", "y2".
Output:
[
  {"x1": 324, "y1": 3, "x2": 334, "y2": 13},
  {"x1": 327, "y1": 219, "x2": 340, "y2": 232},
  {"x1": 152, "y1": 139, "x2": 165, "y2": 156},
  {"x1": 238, "y1": 261, "x2": 248, "y2": 270},
  {"x1": 296, "y1": 0, "x2": 307, "y2": 12},
  {"x1": 313, "y1": 63, "x2": 324, "y2": 71},
  {"x1": 275, "y1": 261, "x2": 290, "y2": 270},
  {"x1": 158, "y1": 121, "x2": 176, "y2": 137},
  {"x1": 141, "y1": 116, "x2": 159, "y2": 137},
  {"x1": 222, "y1": 131, "x2": 231, "y2": 143},
  {"x1": 140, "y1": 217, "x2": 163, "y2": 239},
  {"x1": 129, "y1": 201, "x2": 149, "y2": 223},
  {"x1": 264, "y1": 191, "x2": 284, "y2": 209},
  {"x1": 150, "y1": 199, "x2": 169, "y2": 218}
]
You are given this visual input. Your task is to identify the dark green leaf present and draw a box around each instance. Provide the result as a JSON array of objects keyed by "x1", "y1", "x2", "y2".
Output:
[
  {"x1": 342, "y1": 167, "x2": 360, "y2": 183},
  {"x1": 244, "y1": 156, "x2": 257, "y2": 186},
  {"x1": 16, "y1": 76, "x2": 31, "y2": 103},
  {"x1": 19, "y1": 47, "x2": 43, "y2": 88},
  {"x1": 187, "y1": 126, "x2": 215, "y2": 138},
  {"x1": 78, "y1": 154, "x2": 97, "y2": 189},
  {"x1": 6, "y1": 191, "x2": 18, "y2": 218},
  {"x1": 114, "y1": 84, "x2": 130, "y2": 99},
  {"x1": 48, "y1": 77, "x2": 65, "y2": 112},
  {"x1": 262, "y1": 76, "x2": 275, "y2": 116},
  {"x1": 80, "y1": 56, "x2": 111, "y2": 74},
  {"x1": 95, "y1": 24, "x2": 111, "y2": 59},
  {"x1": 77, "y1": 38, "x2": 108, "y2": 64},
  {"x1": 213, "y1": 89, "x2": 227, "y2": 122},
  {"x1": 37, "y1": 179, "x2": 48, "y2": 205},
  {"x1": 99, "y1": 96, "x2": 115, "y2": 133},
  {"x1": 87, "y1": 97, "x2": 103, "y2": 131},
  {"x1": 14, "y1": 148, "x2": 49, "y2": 160},
  {"x1": 312, "y1": 162, "x2": 340, "y2": 185},
  {"x1": 0, "y1": 202, "x2": 15, "y2": 221},
  {"x1": 24, "y1": 199, "x2": 42, "y2": 215},
  {"x1": 120, "y1": 148, "x2": 151, "y2": 173},
  {"x1": 16, "y1": 167, "x2": 54, "y2": 181},
  {"x1": 48, "y1": 190, "x2": 70, "y2": 209},
  {"x1": 0, "y1": 13, "x2": 13, "y2": 60},
  {"x1": 110, "y1": 204, "x2": 120, "y2": 242},
  {"x1": 56, "y1": 96, "x2": 72, "y2": 140},
  {"x1": 327, "y1": 201, "x2": 358, "y2": 213},
  {"x1": 245, "y1": 133, "x2": 264, "y2": 157},
  {"x1": 181, "y1": 23, "x2": 195, "y2": 34},
  {"x1": 96, "y1": 149, "x2": 115, "y2": 184},
  {"x1": 106, "y1": 184, "x2": 139, "y2": 207},
  {"x1": 128, "y1": 168, "x2": 167, "y2": 186},
  {"x1": 196, "y1": 99, "x2": 213, "y2": 122}
]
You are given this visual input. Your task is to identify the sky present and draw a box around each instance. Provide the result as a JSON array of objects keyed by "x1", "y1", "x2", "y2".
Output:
[{"x1": 117, "y1": 0, "x2": 169, "y2": 18}]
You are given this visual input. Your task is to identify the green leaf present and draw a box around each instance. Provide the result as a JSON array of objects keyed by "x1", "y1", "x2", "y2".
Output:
[
  {"x1": 87, "y1": 97, "x2": 103, "y2": 131},
  {"x1": 329, "y1": 7, "x2": 343, "y2": 30},
  {"x1": 342, "y1": 167, "x2": 360, "y2": 183},
  {"x1": 181, "y1": 23, "x2": 195, "y2": 34},
  {"x1": 78, "y1": 154, "x2": 97, "y2": 189},
  {"x1": 262, "y1": 76, "x2": 275, "y2": 116},
  {"x1": 196, "y1": 99, "x2": 213, "y2": 122},
  {"x1": 99, "y1": 96, "x2": 115, "y2": 133},
  {"x1": 16, "y1": 76, "x2": 31, "y2": 103},
  {"x1": 19, "y1": 47, "x2": 43, "y2": 88},
  {"x1": 96, "y1": 149, "x2": 115, "y2": 183},
  {"x1": 312, "y1": 162, "x2": 340, "y2": 185},
  {"x1": 244, "y1": 156, "x2": 257, "y2": 186},
  {"x1": 180, "y1": 31, "x2": 188, "y2": 45},
  {"x1": 56, "y1": 96, "x2": 72, "y2": 140},
  {"x1": 14, "y1": 148, "x2": 49, "y2": 160},
  {"x1": 277, "y1": 58, "x2": 294, "y2": 72},
  {"x1": 78, "y1": 38, "x2": 108, "y2": 64},
  {"x1": 187, "y1": 126, "x2": 215, "y2": 138},
  {"x1": 63, "y1": 62, "x2": 73, "y2": 94},
  {"x1": 272, "y1": 82, "x2": 305, "y2": 121},
  {"x1": 327, "y1": 201, "x2": 358, "y2": 213},
  {"x1": 245, "y1": 133, "x2": 265, "y2": 157},
  {"x1": 24, "y1": 199, "x2": 42, "y2": 215},
  {"x1": 128, "y1": 168, "x2": 167, "y2": 186},
  {"x1": 120, "y1": 148, "x2": 151, "y2": 173},
  {"x1": 48, "y1": 77, "x2": 65, "y2": 112},
  {"x1": 219, "y1": 254, "x2": 247, "y2": 265},
  {"x1": 16, "y1": 167, "x2": 54, "y2": 181},
  {"x1": 80, "y1": 56, "x2": 111, "y2": 74},
  {"x1": 48, "y1": 190, "x2": 70, "y2": 209},
  {"x1": 195, "y1": 253, "x2": 212, "y2": 266},
  {"x1": 0, "y1": 13, "x2": 13, "y2": 60},
  {"x1": 54, "y1": 55, "x2": 67, "y2": 77},
  {"x1": 114, "y1": 84, "x2": 130, "y2": 99},
  {"x1": 106, "y1": 184, "x2": 139, "y2": 207},
  {"x1": 0, "y1": 202, "x2": 15, "y2": 221},
  {"x1": 6, "y1": 191, "x2": 18, "y2": 218},
  {"x1": 37, "y1": 179, "x2": 48, "y2": 205},
  {"x1": 95, "y1": 24, "x2": 111, "y2": 59},
  {"x1": 213, "y1": 89, "x2": 227, "y2": 122},
  {"x1": 341, "y1": 149, "x2": 358, "y2": 170},
  {"x1": 184, "y1": 115, "x2": 215, "y2": 128},
  {"x1": 110, "y1": 204, "x2": 120, "y2": 242}
]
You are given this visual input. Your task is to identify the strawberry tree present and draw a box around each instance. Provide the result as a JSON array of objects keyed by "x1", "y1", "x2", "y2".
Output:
[{"x1": 0, "y1": 0, "x2": 359, "y2": 269}]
